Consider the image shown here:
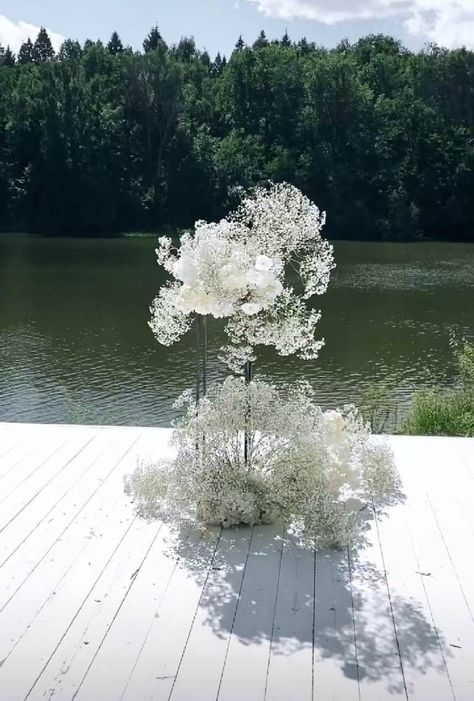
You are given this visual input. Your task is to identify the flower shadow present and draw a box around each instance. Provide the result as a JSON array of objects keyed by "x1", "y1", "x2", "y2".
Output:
[{"x1": 159, "y1": 506, "x2": 450, "y2": 696}]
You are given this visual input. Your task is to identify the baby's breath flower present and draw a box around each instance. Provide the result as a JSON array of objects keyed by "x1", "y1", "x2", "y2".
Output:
[
  {"x1": 126, "y1": 378, "x2": 400, "y2": 548},
  {"x1": 149, "y1": 183, "x2": 335, "y2": 371}
]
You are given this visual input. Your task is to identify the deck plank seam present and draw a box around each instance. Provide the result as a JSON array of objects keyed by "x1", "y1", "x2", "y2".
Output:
[
  {"x1": 0, "y1": 443, "x2": 46, "y2": 482},
  {"x1": 118, "y1": 523, "x2": 195, "y2": 701},
  {"x1": 262, "y1": 530, "x2": 285, "y2": 701},
  {"x1": 215, "y1": 525, "x2": 256, "y2": 701},
  {"x1": 0, "y1": 432, "x2": 100, "y2": 535},
  {"x1": 346, "y1": 547, "x2": 362, "y2": 701},
  {"x1": 402, "y1": 507, "x2": 457, "y2": 700},
  {"x1": 22, "y1": 513, "x2": 146, "y2": 701},
  {"x1": 425, "y1": 494, "x2": 474, "y2": 626},
  {"x1": 372, "y1": 500, "x2": 411, "y2": 701},
  {"x1": 0, "y1": 432, "x2": 142, "y2": 612},
  {"x1": 68, "y1": 520, "x2": 165, "y2": 701},
  {"x1": 167, "y1": 528, "x2": 224, "y2": 701},
  {"x1": 0, "y1": 432, "x2": 119, "y2": 568},
  {"x1": 0, "y1": 447, "x2": 147, "y2": 665},
  {"x1": 311, "y1": 546, "x2": 316, "y2": 701}
]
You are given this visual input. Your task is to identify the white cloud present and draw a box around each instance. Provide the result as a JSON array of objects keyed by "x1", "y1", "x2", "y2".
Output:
[
  {"x1": 0, "y1": 14, "x2": 65, "y2": 54},
  {"x1": 244, "y1": 0, "x2": 474, "y2": 48}
]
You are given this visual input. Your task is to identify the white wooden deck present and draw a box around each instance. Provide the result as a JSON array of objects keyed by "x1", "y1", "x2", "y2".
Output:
[{"x1": 0, "y1": 423, "x2": 473, "y2": 701}]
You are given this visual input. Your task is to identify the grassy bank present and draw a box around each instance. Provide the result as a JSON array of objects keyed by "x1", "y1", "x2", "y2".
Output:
[{"x1": 403, "y1": 341, "x2": 474, "y2": 437}]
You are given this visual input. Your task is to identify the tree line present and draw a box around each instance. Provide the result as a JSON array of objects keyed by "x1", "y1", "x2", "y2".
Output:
[{"x1": 0, "y1": 27, "x2": 472, "y2": 240}]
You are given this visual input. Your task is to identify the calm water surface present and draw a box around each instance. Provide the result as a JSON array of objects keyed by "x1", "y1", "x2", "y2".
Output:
[{"x1": 0, "y1": 235, "x2": 473, "y2": 428}]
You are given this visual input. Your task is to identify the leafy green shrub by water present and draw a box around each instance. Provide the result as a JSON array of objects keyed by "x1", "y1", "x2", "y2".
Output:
[{"x1": 403, "y1": 341, "x2": 474, "y2": 437}]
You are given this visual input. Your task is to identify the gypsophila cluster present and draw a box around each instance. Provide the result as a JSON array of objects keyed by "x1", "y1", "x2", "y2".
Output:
[
  {"x1": 125, "y1": 377, "x2": 400, "y2": 548},
  {"x1": 149, "y1": 183, "x2": 335, "y2": 370}
]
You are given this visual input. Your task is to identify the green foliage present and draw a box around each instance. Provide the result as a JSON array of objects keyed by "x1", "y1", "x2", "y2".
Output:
[
  {"x1": 457, "y1": 341, "x2": 474, "y2": 386},
  {"x1": 402, "y1": 390, "x2": 474, "y2": 437},
  {"x1": 17, "y1": 38, "x2": 35, "y2": 65},
  {"x1": 107, "y1": 31, "x2": 124, "y2": 56},
  {"x1": 0, "y1": 30, "x2": 472, "y2": 237},
  {"x1": 33, "y1": 28, "x2": 55, "y2": 63},
  {"x1": 403, "y1": 342, "x2": 474, "y2": 437}
]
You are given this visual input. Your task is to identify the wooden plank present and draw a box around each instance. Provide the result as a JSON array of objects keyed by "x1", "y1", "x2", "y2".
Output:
[
  {"x1": 390, "y1": 437, "x2": 474, "y2": 701},
  {"x1": 349, "y1": 505, "x2": 408, "y2": 700},
  {"x1": 0, "y1": 426, "x2": 473, "y2": 701},
  {"x1": 216, "y1": 523, "x2": 284, "y2": 701},
  {"x1": 0, "y1": 514, "x2": 158, "y2": 701},
  {"x1": 75, "y1": 525, "x2": 221, "y2": 701},
  {"x1": 373, "y1": 496, "x2": 455, "y2": 700},
  {"x1": 313, "y1": 549, "x2": 360, "y2": 701},
  {"x1": 0, "y1": 429, "x2": 157, "y2": 700},
  {"x1": 454, "y1": 438, "x2": 474, "y2": 481},
  {"x1": 0, "y1": 425, "x2": 87, "y2": 491},
  {"x1": 0, "y1": 437, "x2": 44, "y2": 480},
  {"x1": 0, "y1": 429, "x2": 142, "y2": 615},
  {"x1": 25, "y1": 521, "x2": 181, "y2": 701},
  {"x1": 168, "y1": 526, "x2": 254, "y2": 701},
  {"x1": 0, "y1": 428, "x2": 99, "y2": 532},
  {"x1": 0, "y1": 432, "x2": 27, "y2": 460},
  {"x1": 417, "y1": 444, "x2": 474, "y2": 613},
  {"x1": 265, "y1": 535, "x2": 314, "y2": 701},
  {"x1": 0, "y1": 428, "x2": 131, "y2": 568}
]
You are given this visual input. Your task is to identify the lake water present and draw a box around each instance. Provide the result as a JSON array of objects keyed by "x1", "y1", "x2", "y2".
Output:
[{"x1": 0, "y1": 235, "x2": 473, "y2": 429}]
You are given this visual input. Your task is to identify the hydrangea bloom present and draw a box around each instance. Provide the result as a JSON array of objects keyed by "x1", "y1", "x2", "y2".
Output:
[
  {"x1": 149, "y1": 183, "x2": 335, "y2": 370},
  {"x1": 125, "y1": 378, "x2": 400, "y2": 548}
]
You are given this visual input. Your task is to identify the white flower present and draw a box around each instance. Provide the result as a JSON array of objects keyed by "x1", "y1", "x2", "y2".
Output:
[
  {"x1": 221, "y1": 265, "x2": 248, "y2": 293},
  {"x1": 255, "y1": 255, "x2": 274, "y2": 272},
  {"x1": 241, "y1": 302, "x2": 262, "y2": 316},
  {"x1": 322, "y1": 410, "x2": 345, "y2": 445},
  {"x1": 172, "y1": 255, "x2": 198, "y2": 285},
  {"x1": 149, "y1": 183, "x2": 335, "y2": 370},
  {"x1": 125, "y1": 378, "x2": 400, "y2": 547}
]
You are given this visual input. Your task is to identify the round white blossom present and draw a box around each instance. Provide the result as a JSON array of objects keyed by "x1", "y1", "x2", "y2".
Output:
[{"x1": 241, "y1": 302, "x2": 262, "y2": 316}]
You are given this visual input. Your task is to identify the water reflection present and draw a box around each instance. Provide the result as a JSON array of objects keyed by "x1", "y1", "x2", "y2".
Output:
[{"x1": 0, "y1": 236, "x2": 473, "y2": 427}]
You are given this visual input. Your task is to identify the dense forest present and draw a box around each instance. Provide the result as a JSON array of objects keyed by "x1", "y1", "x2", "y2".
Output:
[{"x1": 0, "y1": 27, "x2": 473, "y2": 240}]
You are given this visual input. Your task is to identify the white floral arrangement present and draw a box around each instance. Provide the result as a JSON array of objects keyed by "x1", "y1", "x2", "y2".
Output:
[
  {"x1": 125, "y1": 378, "x2": 400, "y2": 547},
  {"x1": 149, "y1": 182, "x2": 335, "y2": 371},
  {"x1": 125, "y1": 182, "x2": 400, "y2": 547}
]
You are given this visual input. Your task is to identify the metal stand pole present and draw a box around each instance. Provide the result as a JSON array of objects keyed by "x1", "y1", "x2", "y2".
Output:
[
  {"x1": 195, "y1": 315, "x2": 208, "y2": 407},
  {"x1": 202, "y1": 315, "x2": 208, "y2": 397},
  {"x1": 244, "y1": 360, "x2": 253, "y2": 466}
]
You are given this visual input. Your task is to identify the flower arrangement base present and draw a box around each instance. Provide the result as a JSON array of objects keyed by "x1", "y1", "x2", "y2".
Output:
[{"x1": 125, "y1": 378, "x2": 400, "y2": 548}]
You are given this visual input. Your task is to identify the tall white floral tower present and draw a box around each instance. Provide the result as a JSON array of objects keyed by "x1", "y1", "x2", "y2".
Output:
[{"x1": 126, "y1": 183, "x2": 399, "y2": 547}]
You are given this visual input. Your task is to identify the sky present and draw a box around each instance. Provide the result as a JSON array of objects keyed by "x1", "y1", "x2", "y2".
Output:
[{"x1": 0, "y1": 0, "x2": 473, "y2": 58}]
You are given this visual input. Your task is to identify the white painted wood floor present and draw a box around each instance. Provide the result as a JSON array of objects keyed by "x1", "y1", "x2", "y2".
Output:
[{"x1": 0, "y1": 422, "x2": 473, "y2": 701}]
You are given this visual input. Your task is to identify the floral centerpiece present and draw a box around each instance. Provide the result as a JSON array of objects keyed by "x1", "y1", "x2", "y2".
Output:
[{"x1": 126, "y1": 182, "x2": 400, "y2": 547}]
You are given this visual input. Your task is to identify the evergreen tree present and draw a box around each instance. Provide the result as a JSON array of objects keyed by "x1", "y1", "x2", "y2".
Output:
[
  {"x1": 143, "y1": 25, "x2": 166, "y2": 53},
  {"x1": 213, "y1": 52, "x2": 223, "y2": 74},
  {"x1": 297, "y1": 37, "x2": 312, "y2": 55},
  {"x1": 3, "y1": 46, "x2": 16, "y2": 66},
  {"x1": 58, "y1": 39, "x2": 82, "y2": 61},
  {"x1": 234, "y1": 35, "x2": 245, "y2": 52},
  {"x1": 174, "y1": 37, "x2": 196, "y2": 62},
  {"x1": 253, "y1": 31, "x2": 269, "y2": 50},
  {"x1": 281, "y1": 31, "x2": 291, "y2": 47},
  {"x1": 200, "y1": 50, "x2": 211, "y2": 68},
  {"x1": 33, "y1": 27, "x2": 55, "y2": 62},
  {"x1": 0, "y1": 28, "x2": 472, "y2": 241},
  {"x1": 107, "y1": 31, "x2": 124, "y2": 55},
  {"x1": 17, "y1": 38, "x2": 35, "y2": 64}
]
